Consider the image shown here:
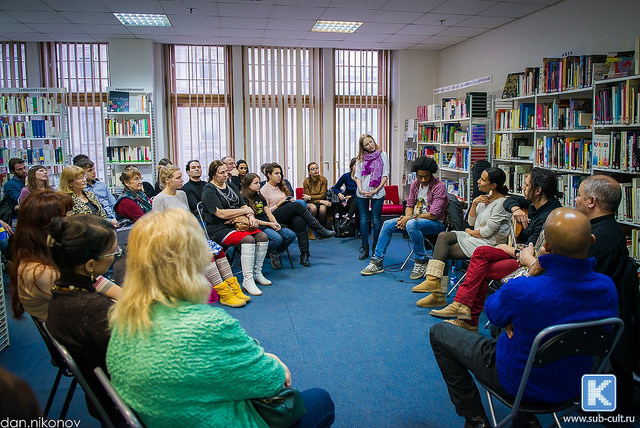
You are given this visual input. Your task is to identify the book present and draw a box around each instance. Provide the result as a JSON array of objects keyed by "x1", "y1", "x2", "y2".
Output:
[
  {"x1": 502, "y1": 73, "x2": 524, "y2": 99},
  {"x1": 108, "y1": 91, "x2": 130, "y2": 112}
]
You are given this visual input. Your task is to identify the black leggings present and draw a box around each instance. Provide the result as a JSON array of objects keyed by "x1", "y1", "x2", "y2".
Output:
[
  {"x1": 433, "y1": 231, "x2": 467, "y2": 270},
  {"x1": 272, "y1": 202, "x2": 308, "y2": 233}
]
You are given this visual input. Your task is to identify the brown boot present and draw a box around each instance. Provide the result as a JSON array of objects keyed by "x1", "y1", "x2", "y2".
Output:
[
  {"x1": 213, "y1": 283, "x2": 247, "y2": 308},
  {"x1": 430, "y1": 301, "x2": 471, "y2": 320},
  {"x1": 412, "y1": 260, "x2": 446, "y2": 293},
  {"x1": 225, "y1": 276, "x2": 251, "y2": 302},
  {"x1": 416, "y1": 292, "x2": 447, "y2": 308},
  {"x1": 308, "y1": 229, "x2": 316, "y2": 240},
  {"x1": 444, "y1": 318, "x2": 479, "y2": 332}
]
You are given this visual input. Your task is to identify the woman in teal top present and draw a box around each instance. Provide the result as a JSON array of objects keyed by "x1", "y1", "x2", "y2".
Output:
[{"x1": 106, "y1": 208, "x2": 334, "y2": 428}]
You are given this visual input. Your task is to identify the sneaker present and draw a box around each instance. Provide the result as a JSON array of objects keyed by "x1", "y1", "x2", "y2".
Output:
[
  {"x1": 360, "y1": 258, "x2": 384, "y2": 275},
  {"x1": 269, "y1": 253, "x2": 281, "y2": 269},
  {"x1": 444, "y1": 318, "x2": 479, "y2": 332},
  {"x1": 464, "y1": 415, "x2": 490, "y2": 428},
  {"x1": 409, "y1": 260, "x2": 428, "y2": 280}
]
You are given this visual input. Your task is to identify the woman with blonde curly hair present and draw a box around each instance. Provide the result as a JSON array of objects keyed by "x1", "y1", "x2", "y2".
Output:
[{"x1": 60, "y1": 165, "x2": 118, "y2": 227}]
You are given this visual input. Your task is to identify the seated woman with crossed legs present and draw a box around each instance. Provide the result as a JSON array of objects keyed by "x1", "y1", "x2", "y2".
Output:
[
  {"x1": 414, "y1": 167, "x2": 511, "y2": 309},
  {"x1": 302, "y1": 162, "x2": 332, "y2": 237}
]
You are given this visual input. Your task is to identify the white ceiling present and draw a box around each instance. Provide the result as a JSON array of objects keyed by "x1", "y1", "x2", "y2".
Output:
[{"x1": 0, "y1": 0, "x2": 564, "y2": 50}]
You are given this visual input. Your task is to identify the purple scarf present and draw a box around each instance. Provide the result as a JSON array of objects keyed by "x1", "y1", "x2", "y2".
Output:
[{"x1": 361, "y1": 149, "x2": 384, "y2": 188}]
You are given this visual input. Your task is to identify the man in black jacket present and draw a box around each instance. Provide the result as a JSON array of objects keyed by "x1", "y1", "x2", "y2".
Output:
[{"x1": 181, "y1": 159, "x2": 206, "y2": 217}]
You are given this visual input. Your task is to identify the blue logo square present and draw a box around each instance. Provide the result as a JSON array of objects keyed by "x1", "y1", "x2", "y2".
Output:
[{"x1": 581, "y1": 374, "x2": 616, "y2": 412}]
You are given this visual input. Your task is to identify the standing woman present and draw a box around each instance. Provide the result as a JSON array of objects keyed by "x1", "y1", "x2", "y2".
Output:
[
  {"x1": 231, "y1": 159, "x2": 248, "y2": 190},
  {"x1": 302, "y1": 162, "x2": 331, "y2": 236},
  {"x1": 19, "y1": 165, "x2": 53, "y2": 203},
  {"x1": 354, "y1": 134, "x2": 389, "y2": 260},
  {"x1": 60, "y1": 165, "x2": 118, "y2": 227},
  {"x1": 201, "y1": 161, "x2": 271, "y2": 296},
  {"x1": 114, "y1": 167, "x2": 153, "y2": 223},
  {"x1": 153, "y1": 165, "x2": 249, "y2": 307}
]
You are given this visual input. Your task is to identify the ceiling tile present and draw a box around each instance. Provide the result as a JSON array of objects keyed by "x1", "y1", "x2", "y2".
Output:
[
  {"x1": 1, "y1": 0, "x2": 53, "y2": 11},
  {"x1": 432, "y1": 0, "x2": 498, "y2": 15},
  {"x1": 102, "y1": 0, "x2": 165, "y2": 14},
  {"x1": 0, "y1": 23, "x2": 35, "y2": 33},
  {"x1": 43, "y1": 0, "x2": 109, "y2": 12},
  {"x1": 262, "y1": 29, "x2": 304, "y2": 39},
  {"x1": 457, "y1": 15, "x2": 514, "y2": 27},
  {"x1": 298, "y1": 39, "x2": 332, "y2": 48},
  {"x1": 383, "y1": 34, "x2": 428, "y2": 44},
  {"x1": 220, "y1": 17, "x2": 270, "y2": 29},
  {"x1": 368, "y1": 10, "x2": 421, "y2": 24},
  {"x1": 479, "y1": 2, "x2": 545, "y2": 17},
  {"x1": 1, "y1": 32, "x2": 52, "y2": 41},
  {"x1": 60, "y1": 12, "x2": 121, "y2": 24},
  {"x1": 328, "y1": 0, "x2": 387, "y2": 8},
  {"x1": 174, "y1": 27, "x2": 224, "y2": 36},
  {"x1": 378, "y1": 42, "x2": 411, "y2": 50},
  {"x1": 319, "y1": 8, "x2": 373, "y2": 21},
  {"x1": 44, "y1": 33, "x2": 97, "y2": 42},
  {"x1": 423, "y1": 34, "x2": 468, "y2": 44},
  {"x1": 380, "y1": 0, "x2": 443, "y2": 12},
  {"x1": 258, "y1": 38, "x2": 301, "y2": 47},
  {"x1": 217, "y1": 28, "x2": 265, "y2": 38},
  {"x1": 345, "y1": 32, "x2": 390, "y2": 42},
  {"x1": 271, "y1": 5, "x2": 325, "y2": 20},
  {"x1": 274, "y1": 0, "x2": 331, "y2": 5},
  {"x1": 408, "y1": 43, "x2": 448, "y2": 50},
  {"x1": 5, "y1": 11, "x2": 69, "y2": 24},
  {"x1": 305, "y1": 31, "x2": 347, "y2": 41},
  {"x1": 160, "y1": 1, "x2": 219, "y2": 15},
  {"x1": 356, "y1": 22, "x2": 406, "y2": 34},
  {"x1": 412, "y1": 13, "x2": 470, "y2": 26},
  {"x1": 0, "y1": 13, "x2": 15, "y2": 23},
  {"x1": 29, "y1": 22, "x2": 83, "y2": 33},
  {"x1": 218, "y1": 3, "x2": 274, "y2": 18},
  {"x1": 126, "y1": 27, "x2": 177, "y2": 35},
  {"x1": 76, "y1": 24, "x2": 133, "y2": 35},
  {"x1": 219, "y1": 37, "x2": 266, "y2": 45},
  {"x1": 437, "y1": 26, "x2": 487, "y2": 37},
  {"x1": 266, "y1": 19, "x2": 315, "y2": 31},
  {"x1": 507, "y1": 0, "x2": 562, "y2": 4},
  {"x1": 166, "y1": 14, "x2": 220, "y2": 27},
  {"x1": 396, "y1": 24, "x2": 442, "y2": 36}
]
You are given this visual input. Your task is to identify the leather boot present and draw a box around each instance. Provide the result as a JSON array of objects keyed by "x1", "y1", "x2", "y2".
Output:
[
  {"x1": 213, "y1": 282, "x2": 246, "y2": 307},
  {"x1": 301, "y1": 209, "x2": 335, "y2": 239},
  {"x1": 358, "y1": 244, "x2": 369, "y2": 260},
  {"x1": 225, "y1": 276, "x2": 250, "y2": 301},
  {"x1": 253, "y1": 241, "x2": 272, "y2": 285},
  {"x1": 430, "y1": 301, "x2": 471, "y2": 320},
  {"x1": 416, "y1": 292, "x2": 447, "y2": 308},
  {"x1": 307, "y1": 228, "x2": 316, "y2": 240},
  {"x1": 240, "y1": 243, "x2": 262, "y2": 295},
  {"x1": 412, "y1": 259, "x2": 446, "y2": 293},
  {"x1": 296, "y1": 231, "x2": 311, "y2": 267}
]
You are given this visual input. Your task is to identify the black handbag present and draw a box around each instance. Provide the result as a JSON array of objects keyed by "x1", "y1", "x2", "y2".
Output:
[
  {"x1": 252, "y1": 387, "x2": 307, "y2": 428},
  {"x1": 327, "y1": 190, "x2": 341, "y2": 205}
]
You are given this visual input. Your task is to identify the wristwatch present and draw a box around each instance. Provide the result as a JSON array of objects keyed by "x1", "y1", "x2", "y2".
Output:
[{"x1": 514, "y1": 249, "x2": 521, "y2": 258}]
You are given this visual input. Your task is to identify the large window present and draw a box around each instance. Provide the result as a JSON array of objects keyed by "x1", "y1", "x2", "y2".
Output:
[
  {"x1": 0, "y1": 42, "x2": 27, "y2": 88},
  {"x1": 166, "y1": 45, "x2": 231, "y2": 175},
  {"x1": 43, "y1": 42, "x2": 109, "y2": 177},
  {"x1": 244, "y1": 47, "x2": 322, "y2": 187},
  {"x1": 334, "y1": 49, "x2": 390, "y2": 177}
]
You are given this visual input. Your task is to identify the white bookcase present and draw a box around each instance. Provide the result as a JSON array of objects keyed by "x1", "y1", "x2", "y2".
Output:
[
  {"x1": 102, "y1": 88, "x2": 156, "y2": 192},
  {"x1": 0, "y1": 262, "x2": 8, "y2": 353}
]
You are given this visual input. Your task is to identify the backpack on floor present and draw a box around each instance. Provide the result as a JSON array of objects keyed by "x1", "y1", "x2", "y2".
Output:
[{"x1": 334, "y1": 216, "x2": 355, "y2": 238}]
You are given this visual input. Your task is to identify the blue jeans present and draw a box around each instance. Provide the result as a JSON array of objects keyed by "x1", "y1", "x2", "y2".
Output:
[
  {"x1": 293, "y1": 388, "x2": 335, "y2": 428},
  {"x1": 373, "y1": 217, "x2": 445, "y2": 262},
  {"x1": 263, "y1": 227, "x2": 297, "y2": 254},
  {"x1": 356, "y1": 196, "x2": 384, "y2": 248}
]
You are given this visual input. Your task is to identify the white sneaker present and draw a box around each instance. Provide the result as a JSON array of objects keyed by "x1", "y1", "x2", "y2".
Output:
[{"x1": 410, "y1": 260, "x2": 428, "y2": 280}]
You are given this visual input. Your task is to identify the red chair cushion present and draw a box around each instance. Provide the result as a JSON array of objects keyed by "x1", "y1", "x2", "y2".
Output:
[
  {"x1": 381, "y1": 204, "x2": 403, "y2": 215},
  {"x1": 381, "y1": 185, "x2": 403, "y2": 215},
  {"x1": 295, "y1": 187, "x2": 303, "y2": 200}
]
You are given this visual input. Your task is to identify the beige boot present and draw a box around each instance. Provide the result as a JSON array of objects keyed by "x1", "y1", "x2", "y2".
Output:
[
  {"x1": 213, "y1": 283, "x2": 247, "y2": 308},
  {"x1": 308, "y1": 229, "x2": 316, "y2": 240},
  {"x1": 225, "y1": 276, "x2": 251, "y2": 302},
  {"x1": 416, "y1": 292, "x2": 447, "y2": 308},
  {"x1": 444, "y1": 318, "x2": 479, "y2": 332},
  {"x1": 430, "y1": 301, "x2": 471, "y2": 320},
  {"x1": 412, "y1": 260, "x2": 446, "y2": 293}
]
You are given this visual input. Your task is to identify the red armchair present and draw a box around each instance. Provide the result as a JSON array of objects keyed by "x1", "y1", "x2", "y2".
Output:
[{"x1": 381, "y1": 185, "x2": 403, "y2": 215}]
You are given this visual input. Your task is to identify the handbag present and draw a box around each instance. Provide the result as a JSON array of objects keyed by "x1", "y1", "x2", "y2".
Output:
[
  {"x1": 251, "y1": 387, "x2": 307, "y2": 428},
  {"x1": 226, "y1": 215, "x2": 258, "y2": 232}
]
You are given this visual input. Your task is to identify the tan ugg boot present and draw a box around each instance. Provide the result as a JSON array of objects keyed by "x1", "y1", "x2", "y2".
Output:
[
  {"x1": 430, "y1": 301, "x2": 471, "y2": 320},
  {"x1": 225, "y1": 277, "x2": 251, "y2": 301},
  {"x1": 416, "y1": 292, "x2": 447, "y2": 308},
  {"x1": 412, "y1": 259, "x2": 446, "y2": 293},
  {"x1": 213, "y1": 283, "x2": 247, "y2": 308}
]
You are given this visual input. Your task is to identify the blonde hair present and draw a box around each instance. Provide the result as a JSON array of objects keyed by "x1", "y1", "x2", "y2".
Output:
[
  {"x1": 159, "y1": 165, "x2": 180, "y2": 185},
  {"x1": 109, "y1": 208, "x2": 211, "y2": 335},
  {"x1": 357, "y1": 133, "x2": 379, "y2": 161},
  {"x1": 59, "y1": 165, "x2": 85, "y2": 194}
]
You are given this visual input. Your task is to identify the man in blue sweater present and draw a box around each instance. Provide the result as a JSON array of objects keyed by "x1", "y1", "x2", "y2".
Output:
[
  {"x1": 430, "y1": 207, "x2": 618, "y2": 428},
  {"x1": 3, "y1": 158, "x2": 26, "y2": 209}
]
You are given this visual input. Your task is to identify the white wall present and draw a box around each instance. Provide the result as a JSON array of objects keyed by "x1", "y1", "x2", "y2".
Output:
[{"x1": 438, "y1": 0, "x2": 640, "y2": 97}]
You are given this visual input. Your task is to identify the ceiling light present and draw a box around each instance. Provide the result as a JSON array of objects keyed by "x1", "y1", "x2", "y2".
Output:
[
  {"x1": 312, "y1": 20, "x2": 362, "y2": 33},
  {"x1": 114, "y1": 13, "x2": 171, "y2": 27}
]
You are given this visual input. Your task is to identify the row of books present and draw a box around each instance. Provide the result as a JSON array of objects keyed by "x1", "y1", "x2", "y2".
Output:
[
  {"x1": 536, "y1": 100, "x2": 591, "y2": 130},
  {"x1": 495, "y1": 104, "x2": 535, "y2": 131},
  {"x1": 417, "y1": 124, "x2": 439, "y2": 143},
  {"x1": 0, "y1": 145, "x2": 65, "y2": 165},
  {"x1": 401, "y1": 171, "x2": 417, "y2": 186},
  {"x1": 404, "y1": 147, "x2": 438, "y2": 163},
  {"x1": 416, "y1": 104, "x2": 441, "y2": 122},
  {"x1": 618, "y1": 179, "x2": 640, "y2": 225},
  {"x1": 535, "y1": 136, "x2": 591, "y2": 172},
  {"x1": 594, "y1": 79, "x2": 640, "y2": 125},
  {"x1": 0, "y1": 118, "x2": 56, "y2": 139},
  {"x1": 592, "y1": 131, "x2": 640, "y2": 171},
  {"x1": 444, "y1": 147, "x2": 486, "y2": 171},
  {"x1": 107, "y1": 91, "x2": 148, "y2": 113},
  {"x1": 442, "y1": 177, "x2": 469, "y2": 201},
  {"x1": 557, "y1": 174, "x2": 584, "y2": 209},
  {"x1": 106, "y1": 146, "x2": 153, "y2": 163},
  {"x1": 497, "y1": 164, "x2": 531, "y2": 194},
  {"x1": 628, "y1": 228, "x2": 640, "y2": 258},
  {"x1": 539, "y1": 55, "x2": 607, "y2": 93},
  {"x1": 0, "y1": 95, "x2": 59, "y2": 115},
  {"x1": 442, "y1": 98, "x2": 468, "y2": 120},
  {"x1": 105, "y1": 118, "x2": 151, "y2": 137},
  {"x1": 416, "y1": 92, "x2": 488, "y2": 122},
  {"x1": 501, "y1": 68, "x2": 540, "y2": 99},
  {"x1": 494, "y1": 135, "x2": 533, "y2": 160}
]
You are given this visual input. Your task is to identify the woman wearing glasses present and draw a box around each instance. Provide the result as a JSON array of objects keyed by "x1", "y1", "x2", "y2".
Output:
[
  {"x1": 114, "y1": 167, "x2": 153, "y2": 223},
  {"x1": 60, "y1": 165, "x2": 118, "y2": 227},
  {"x1": 302, "y1": 162, "x2": 331, "y2": 239}
]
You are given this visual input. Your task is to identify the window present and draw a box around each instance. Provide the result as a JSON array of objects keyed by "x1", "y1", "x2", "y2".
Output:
[
  {"x1": 43, "y1": 43, "x2": 109, "y2": 178},
  {"x1": 244, "y1": 47, "x2": 322, "y2": 187},
  {"x1": 166, "y1": 45, "x2": 231, "y2": 176},
  {"x1": 334, "y1": 49, "x2": 390, "y2": 177},
  {"x1": 0, "y1": 42, "x2": 27, "y2": 88}
]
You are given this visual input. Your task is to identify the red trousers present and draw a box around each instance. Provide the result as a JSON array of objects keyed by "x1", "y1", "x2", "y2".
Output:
[{"x1": 453, "y1": 246, "x2": 520, "y2": 326}]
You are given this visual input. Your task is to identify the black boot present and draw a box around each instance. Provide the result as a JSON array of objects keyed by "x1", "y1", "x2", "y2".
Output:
[
  {"x1": 358, "y1": 244, "x2": 369, "y2": 260},
  {"x1": 296, "y1": 231, "x2": 311, "y2": 267},
  {"x1": 301, "y1": 209, "x2": 335, "y2": 239}
]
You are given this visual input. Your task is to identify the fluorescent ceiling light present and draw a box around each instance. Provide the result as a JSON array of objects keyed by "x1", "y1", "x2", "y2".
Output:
[
  {"x1": 114, "y1": 13, "x2": 171, "y2": 27},
  {"x1": 312, "y1": 20, "x2": 362, "y2": 33}
]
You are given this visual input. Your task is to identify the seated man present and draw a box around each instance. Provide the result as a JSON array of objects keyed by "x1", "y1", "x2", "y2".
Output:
[
  {"x1": 430, "y1": 168, "x2": 562, "y2": 330},
  {"x1": 360, "y1": 156, "x2": 448, "y2": 278},
  {"x1": 181, "y1": 159, "x2": 206, "y2": 216},
  {"x1": 429, "y1": 207, "x2": 618, "y2": 427}
]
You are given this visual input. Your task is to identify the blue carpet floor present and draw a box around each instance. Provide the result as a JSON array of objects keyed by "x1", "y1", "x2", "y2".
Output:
[{"x1": 0, "y1": 234, "x2": 572, "y2": 427}]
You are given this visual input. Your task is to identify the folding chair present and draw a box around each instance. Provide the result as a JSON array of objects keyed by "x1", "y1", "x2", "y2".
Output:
[
  {"x1": 31, "y1": 317, "x2": 78, "y2": 419},
  {"x1": 94, "y1": 367, "x2": 145, "y2": 428},
  {"x1": 479, "y1": 317, "x2": 624, "y2": 428}
]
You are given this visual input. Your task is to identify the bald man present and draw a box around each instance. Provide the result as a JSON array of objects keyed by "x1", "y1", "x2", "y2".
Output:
[{"x1": 429, "y1": 207, "x2": 618, "y2": 428}]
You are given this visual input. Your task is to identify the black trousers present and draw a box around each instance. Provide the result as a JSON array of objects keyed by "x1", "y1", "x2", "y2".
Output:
[
  {"x1": 272, "y1": 201, "x2": 307, "y2": 233},
  {"x1": 429, "y1": 322, "x2": 512, "y2": 419}
]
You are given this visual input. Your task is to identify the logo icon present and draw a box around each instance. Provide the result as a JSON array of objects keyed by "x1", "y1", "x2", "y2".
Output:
[{"x1": 581, "y1": 374, "x2": 616, "y2": 412}]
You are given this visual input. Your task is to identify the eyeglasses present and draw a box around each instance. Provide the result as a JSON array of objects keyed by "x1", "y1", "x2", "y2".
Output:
[
  {"x1": 309, "y1": 167, "x2": 319, "y2": 171},
  {"x1": 98, "y1": 246, "x2": 122, "y2": 259}
]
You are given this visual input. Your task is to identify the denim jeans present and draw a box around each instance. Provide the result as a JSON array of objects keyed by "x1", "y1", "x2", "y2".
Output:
[
  {"x1": 263, "y1": 227, "x2": 297, "y2": 254},
  {"x1": 356, "y1": 196, "x2": 384, "y2": 248},
  {"x1": 373, "y1": 217, "x2": 445, "y2": 262},
  {"x1": 294, "y1": 388, "x2": 335, "y2": 428}
]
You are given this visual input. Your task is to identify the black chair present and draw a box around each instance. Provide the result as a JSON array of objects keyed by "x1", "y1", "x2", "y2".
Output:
[
  {"x1": 479, "y1": 317, "x2": 624, "y2": 428},
  {"x1": 94, "y1": 367, "x2": 145, "y2": 428},
  {"x1": 31, "y1": 317, "x2": 78, "y2": 419}
]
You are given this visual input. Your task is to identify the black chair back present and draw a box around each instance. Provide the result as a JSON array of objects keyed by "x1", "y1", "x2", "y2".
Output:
[{"x1": 94, "y1": 367, "x2": 145, "y2": 428}]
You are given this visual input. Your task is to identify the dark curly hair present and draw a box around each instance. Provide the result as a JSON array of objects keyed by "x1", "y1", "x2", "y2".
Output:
[{"x1": 411, "y1": 156, "x2": 438, "y2": 174}]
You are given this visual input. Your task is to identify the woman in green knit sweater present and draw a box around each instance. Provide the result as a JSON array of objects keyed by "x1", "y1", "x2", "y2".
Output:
[{"x1": 106, "y1": 208, "x2": 334, "y2": 427}]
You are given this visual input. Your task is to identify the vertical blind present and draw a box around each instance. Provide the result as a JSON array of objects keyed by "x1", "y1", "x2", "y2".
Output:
[
  {"x1": 244, "y1": 46, "x2": 322, "y2": 187},
  {"x1": 43, "y1": 42, "x2": 109, "y2": 177},
  {"x1": 165, "y1": 45, "x2": 231, "y2": 177},
  {"x1": 0, "y1": 42, "x2": 27, "y2": 88},
  {"x1": 334, "y1": 49, "x2": 390, "y2": 179}
]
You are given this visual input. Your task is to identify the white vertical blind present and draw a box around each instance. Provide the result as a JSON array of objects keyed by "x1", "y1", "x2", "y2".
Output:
[{"x1": 0, "y1": 42, "x2": 27, "y2": 88}]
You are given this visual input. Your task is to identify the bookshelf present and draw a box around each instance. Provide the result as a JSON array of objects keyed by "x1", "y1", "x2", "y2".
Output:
[
  {"x1": 102, "y1": 88, "x2": 156, "y2": 192},
  {"x1": 417, "y1": 78, "x2": 492, "y2": 203},
  {"x1": 0, "y1": 263, "x2": 7, "y2": 353},
  {"x1": 401, "y1": 118, "x2": 418, "y2": 200},
  {"x1": 0, "y1": 88, "x2": 71, "y2": 189}
]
